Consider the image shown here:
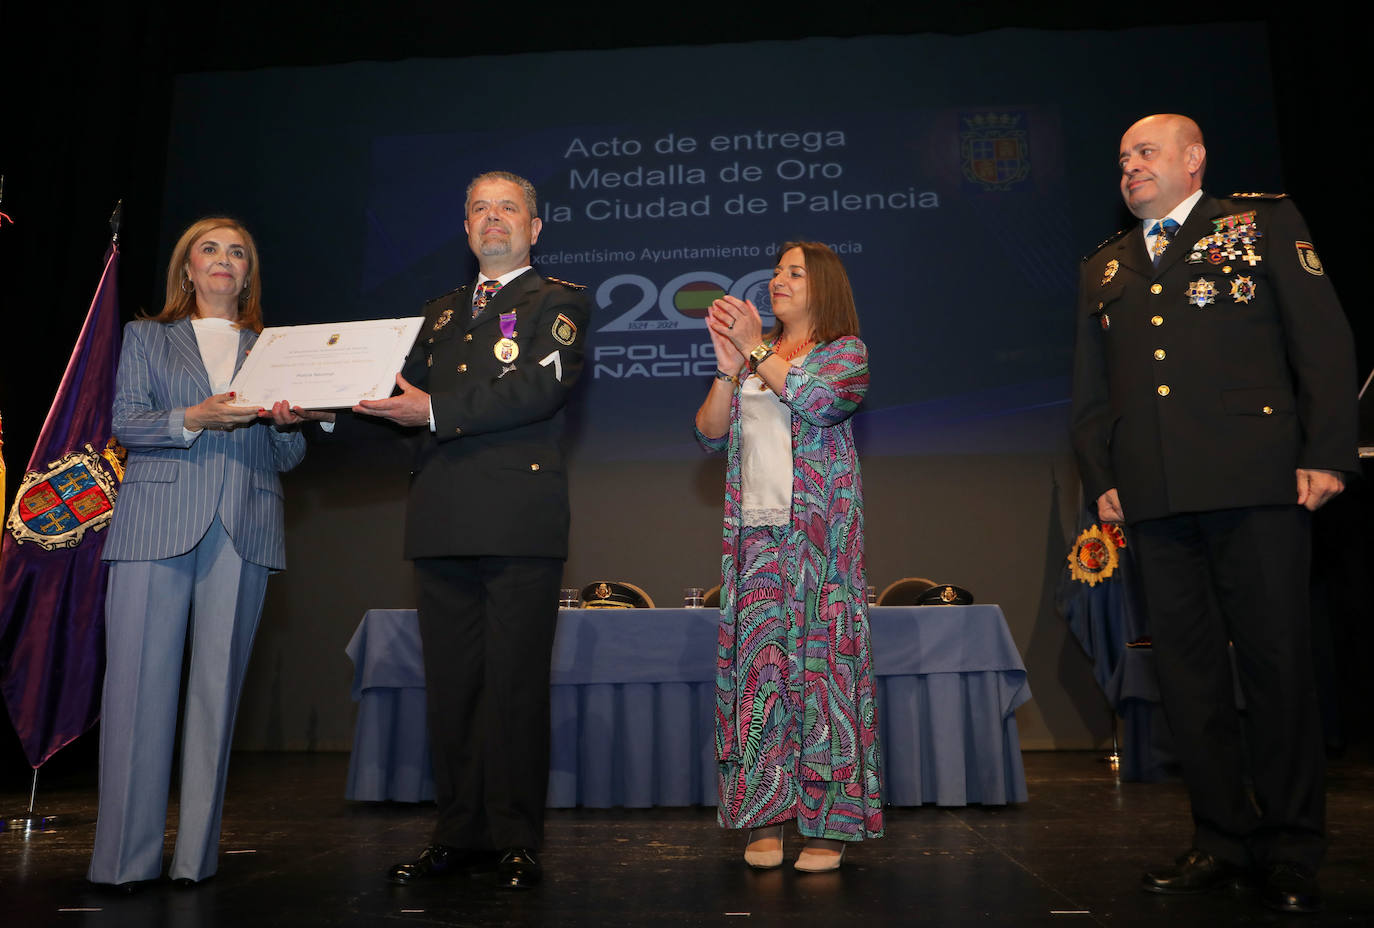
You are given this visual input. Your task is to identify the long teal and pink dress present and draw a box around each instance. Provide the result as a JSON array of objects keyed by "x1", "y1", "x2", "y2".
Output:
[{"x1": 695, "y1": 335, "x2": 884, "y2": 840}]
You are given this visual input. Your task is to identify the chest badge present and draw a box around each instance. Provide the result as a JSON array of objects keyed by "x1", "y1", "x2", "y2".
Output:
[
  {"x1": 433, "y1": 308, "x2": 453, "y2": 332},
  {"x1": 1100, "y1": 260, "x2": 1119, "y2": 286},
  {"x1": 1230, "y1": 276, "x2": 1257, "y2": 304},
  {"x1": 1187, "y1": 211, "x2": 1263, "y2": 267},
  {"x1": 1186, "y1": 278, "x2": 1218, "y2": 307}
]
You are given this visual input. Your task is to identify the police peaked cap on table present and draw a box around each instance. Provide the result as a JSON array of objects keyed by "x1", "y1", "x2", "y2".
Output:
[
  {"x1": 579, "y1": 581, "x2": 652, "y2": 609},
  {"x1": 914, "y1": 584, "x2": 975, "y2": 606}
]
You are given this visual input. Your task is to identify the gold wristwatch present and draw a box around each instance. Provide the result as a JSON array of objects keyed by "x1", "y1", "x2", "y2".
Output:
[{"x1": 748, "y1": 343, "x2": 774, "y2": 372}]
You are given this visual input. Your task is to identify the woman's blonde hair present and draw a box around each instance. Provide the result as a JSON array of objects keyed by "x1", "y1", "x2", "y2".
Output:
[{"x1": 153, "y1": 217, "x2": 263, "y2": 332}]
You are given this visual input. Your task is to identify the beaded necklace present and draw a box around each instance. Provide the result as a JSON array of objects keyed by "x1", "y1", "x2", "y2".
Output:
[{"x1": 755, "y1": 337, "x2": 813, "y2": 390}]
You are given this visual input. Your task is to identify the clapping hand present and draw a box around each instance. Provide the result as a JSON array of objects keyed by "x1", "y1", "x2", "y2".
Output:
[{"x1": 706, "y1": 295, "x2": 764, "y2": 361}]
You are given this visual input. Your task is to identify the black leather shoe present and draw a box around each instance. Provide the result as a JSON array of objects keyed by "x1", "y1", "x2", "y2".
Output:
[
  {"x1": 387, "y1": 845, "x2": 494, "y2": 884},
  {"x1": 1142, "y1": 849, "x2": 1243, "y2": 894},
  {"x1": 494, "y1": 847, "x2": 541, "y2": 890},
  {"x1": 172, "y1": 876, "x2": 211, "y2": 889},
  {"x1": 1260, "y1": 863, "x2": 1321, "y2": 914},
  {"x1": 90, "y1": 879, "x2": 155, "y2": 895}
]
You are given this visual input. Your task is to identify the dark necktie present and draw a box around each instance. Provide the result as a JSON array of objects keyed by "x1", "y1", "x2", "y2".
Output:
[
  {"x1": 1150, "y1": 218, "x2": 1180, "y2": 267},
  {"x1": 473, "y1": 279, "x2": 502, "y2": 317}
]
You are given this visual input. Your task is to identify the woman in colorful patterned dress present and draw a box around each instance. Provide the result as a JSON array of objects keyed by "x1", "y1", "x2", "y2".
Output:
[{"x1": 694, "y1": 241, "x2": 882, "y2": 873}]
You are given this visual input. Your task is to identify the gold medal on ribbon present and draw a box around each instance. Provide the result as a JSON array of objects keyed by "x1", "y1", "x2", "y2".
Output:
[{"x1": 494, "y1": 311, "x2": 519, "y2": 362}]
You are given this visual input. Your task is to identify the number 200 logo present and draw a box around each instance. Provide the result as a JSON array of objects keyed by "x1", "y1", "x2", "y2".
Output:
[{"x1": 595, "y1": 270, "x2": 775, "y2": 333}]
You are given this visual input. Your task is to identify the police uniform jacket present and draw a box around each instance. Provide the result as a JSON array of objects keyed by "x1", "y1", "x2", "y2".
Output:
[
  {"x1": 1070, "y1": 194, "x2": 1357, "y2": 523},
  {"x1": 400, "y1": 267, "x2": 589, "y2": 559}
]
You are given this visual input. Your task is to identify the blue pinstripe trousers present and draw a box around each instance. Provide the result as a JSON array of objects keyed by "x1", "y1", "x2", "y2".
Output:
[{"x1": 88, "y1": 516, "x2": 269, "y2": 885}]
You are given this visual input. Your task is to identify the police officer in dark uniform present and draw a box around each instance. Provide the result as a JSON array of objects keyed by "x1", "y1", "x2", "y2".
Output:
[
  {"x1": 356, "y1": 170, "x2": 589, "y2": 890},
  {"x1": 1070, "y1": 115, "x2": 1356, "y2": 914}
]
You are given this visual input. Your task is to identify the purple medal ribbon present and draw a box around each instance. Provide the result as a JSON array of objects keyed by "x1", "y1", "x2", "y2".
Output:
[{"x1": 499, "y1": 312, "x2": 517, "y2": 339}]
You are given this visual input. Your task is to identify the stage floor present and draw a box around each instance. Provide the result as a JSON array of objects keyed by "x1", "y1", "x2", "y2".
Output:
[{"x1": 1, "y1": 751, "x2": 1371, "y2": 926}]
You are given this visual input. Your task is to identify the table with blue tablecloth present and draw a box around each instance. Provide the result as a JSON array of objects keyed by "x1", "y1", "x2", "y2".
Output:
[{"x1": 345, "y1": 605, "x2": 1031, "y2": 808}]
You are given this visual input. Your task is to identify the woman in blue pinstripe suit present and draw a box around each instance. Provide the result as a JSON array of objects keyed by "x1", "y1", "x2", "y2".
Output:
[{"x1": 88, "y1": 218, "x2": 307, "y2": 890}]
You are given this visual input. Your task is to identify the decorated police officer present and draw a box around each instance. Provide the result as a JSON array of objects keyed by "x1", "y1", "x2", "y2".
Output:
[
  {"x1": 356, "y1": 171, "x2": 589, "y2": 891},
  {"x1": 1070, "y1": 114, "x2": 1357, "y2": 915}
]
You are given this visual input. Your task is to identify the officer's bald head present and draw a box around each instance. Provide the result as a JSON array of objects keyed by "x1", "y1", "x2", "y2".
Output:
[{"x1": 1118, "y1": 114, "x2": 1207, "y2": 219}]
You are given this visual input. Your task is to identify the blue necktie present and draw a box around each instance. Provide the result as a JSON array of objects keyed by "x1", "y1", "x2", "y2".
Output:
[{"x1": 1150, "y1": 218, "x2": 1180, "y2": 267}]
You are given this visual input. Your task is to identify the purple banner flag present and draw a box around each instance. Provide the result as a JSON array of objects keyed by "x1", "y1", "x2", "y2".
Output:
[{"x1": 0, "y1": 244, "x2": 122, "y2": 768}]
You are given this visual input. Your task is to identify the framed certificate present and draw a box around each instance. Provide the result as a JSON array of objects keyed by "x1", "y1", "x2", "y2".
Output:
[{"x1": 228, "y1": 318, "x2": 425, "y2": 409}]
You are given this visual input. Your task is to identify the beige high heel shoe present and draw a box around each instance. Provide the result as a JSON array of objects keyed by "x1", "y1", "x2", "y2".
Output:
[
  {"x1": 743, "y1": 826, "x2": 784, "y2": 869},
  {"x1": 794, "y1": 838, "x2": 845, "y2": 872}
]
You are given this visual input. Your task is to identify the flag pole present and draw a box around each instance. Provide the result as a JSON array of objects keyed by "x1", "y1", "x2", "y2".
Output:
[
  {"x1": 1102, "y1": 706, "x2": 1121, "y2": 774},
  {"x1": 2, "y1": 770, "x2": 59, "y2": 836},
  {"x1": 2, "y1": 201, "x2": 124, "y2": 837}
]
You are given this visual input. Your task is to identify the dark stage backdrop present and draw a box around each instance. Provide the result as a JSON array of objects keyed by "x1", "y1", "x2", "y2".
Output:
[{"x1": 87, "y1": 24, "x2": 1292, "y2": 752}]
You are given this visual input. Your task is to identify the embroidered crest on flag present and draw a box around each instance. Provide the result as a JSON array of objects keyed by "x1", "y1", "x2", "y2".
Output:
[
  {"x1": 1067, "y1": 523, "x2": 1121, "y2": 586},
  {"x1": 6, "y1": 443, "x2": 121, "y2": 551}
]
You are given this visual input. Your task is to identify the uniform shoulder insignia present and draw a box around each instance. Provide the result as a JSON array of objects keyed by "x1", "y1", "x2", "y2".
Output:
[
  {"x1": 423, "y1": 284, "x2": 467, "y2": 305},
  {"x1": 1082, "y1": 228, "x2": 1129, "y2": 262},
  {"x1": 1229, "y1": 192, "x2": 1286, "y2": 199},
  {"x1": 546, "y1": 276, "x2": 586, "y2": 291}
]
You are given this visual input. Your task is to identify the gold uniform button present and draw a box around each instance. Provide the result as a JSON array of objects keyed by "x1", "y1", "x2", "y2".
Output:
[
  {"x1": 1151, "y1": 315, "x2": 1164, "y2": 326},
  {"x1": 1157, "y1": 384, "x2": 1170, "y2": 397},
  {"x1": 427, "y1": 356, "x2": 433, "y2": 367},
  {"x1": 1262, "y1": 405, "x2": 1274, "y2": 415},
  {"x1": 458, "y1": 364, "x2": 467, "y2": 372},
  {"x1": 454, "y1": 427, "x2": 462, "y2": 435},
  {"x1": 464, "y1": 333, "x2": 473, "y2": 342},
  {"x1": 1097, "y1": 301, "x2": 1104, "y2": 310},
  {"x1": 530, "y1": 463, "x2": 541, "y2": 471},
  {"x1": 427, "y1": 337, "x2": 434, "y2": 344},
  {"x1": 1153, "y1": 349, "x2": 1166, "y2": 360},
  {"x1": 1150, "y1": 284, "x2": 1163, "y2": 294},
  {"x1": 1222, "y1": 265, "x2": 1233, "y2": 273}
]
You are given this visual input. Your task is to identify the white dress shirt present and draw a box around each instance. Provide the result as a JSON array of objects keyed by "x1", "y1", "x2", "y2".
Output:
[{"x1": 184, "y1": 316, "x2": 241, "y2": 439}]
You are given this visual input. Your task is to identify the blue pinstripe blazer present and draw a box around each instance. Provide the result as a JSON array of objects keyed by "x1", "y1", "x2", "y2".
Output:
[{"x1": 102, "y1": 319, "x2": 305, "y2": 569}]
